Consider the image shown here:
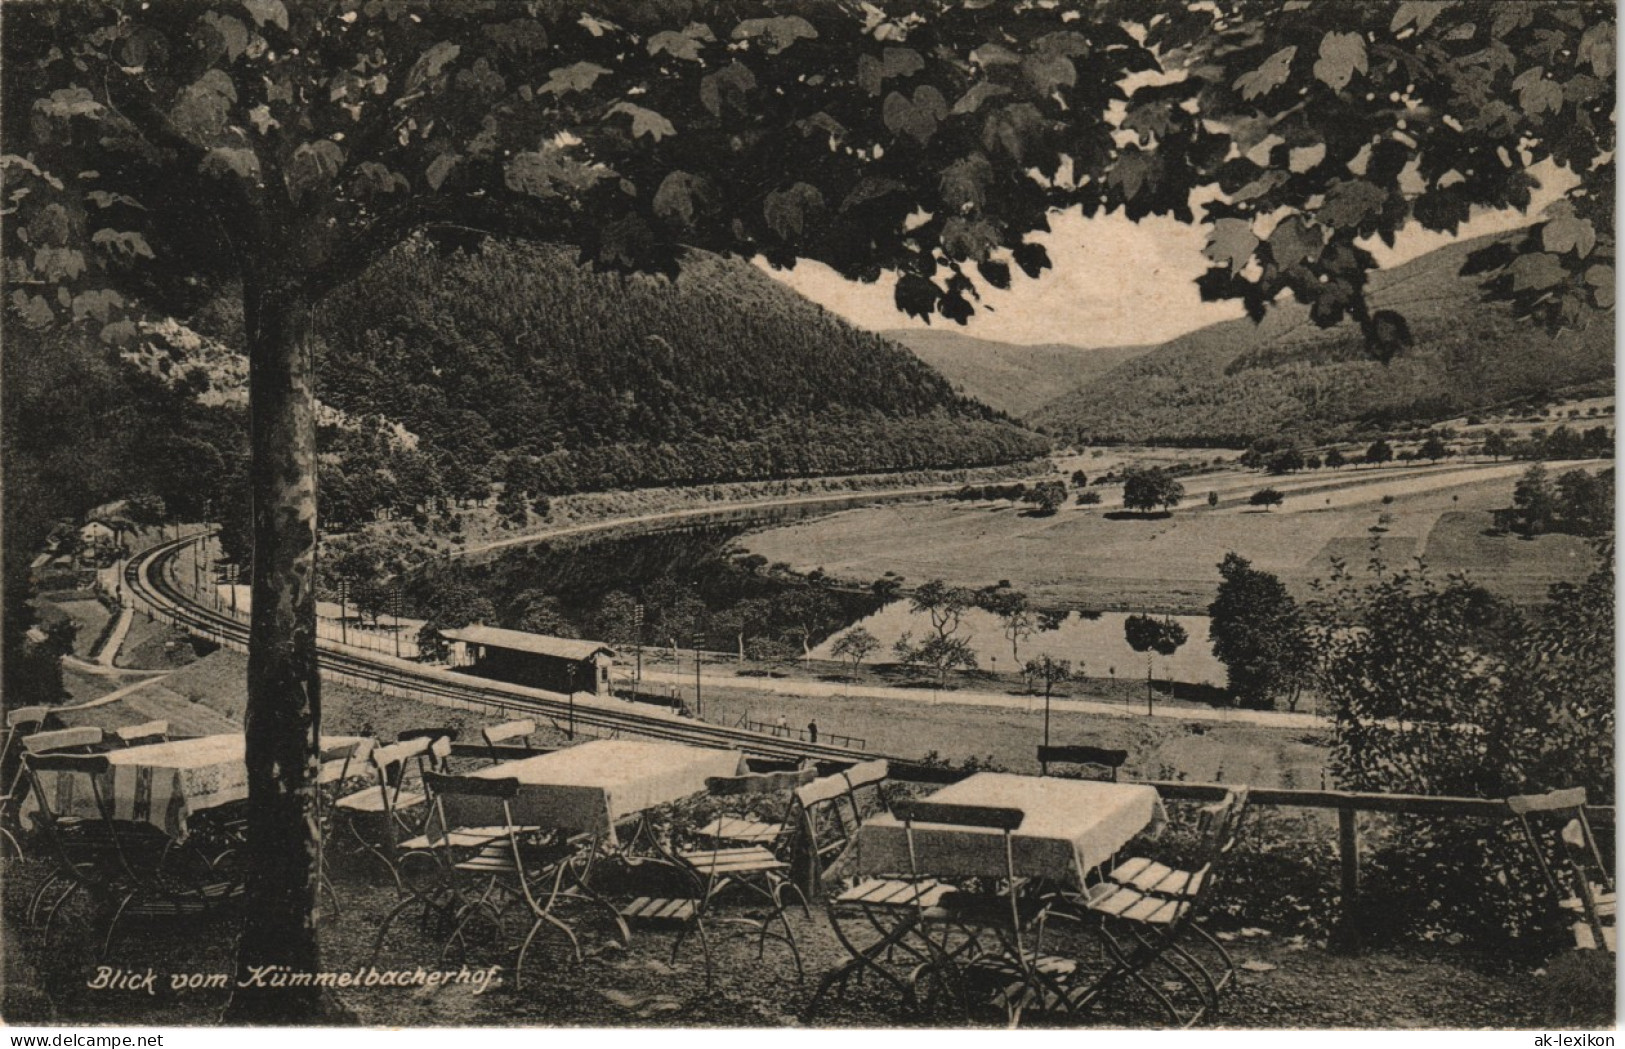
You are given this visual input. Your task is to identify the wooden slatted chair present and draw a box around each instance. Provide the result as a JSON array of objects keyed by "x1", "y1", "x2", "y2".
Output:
[
  {"x1": 890, "y1": 799, "x2": 1065, "y2": 1026},
  {"x1": 695, "y1": 766, "x2": 815, "y2": 848},
  {"x1": 1025, "y1": 788, "x2": 1252, "y2": 1027},
  {"x1": 1037, "y1": 744, "x2": 1129, "y2": 781},
  {"x1": 0, "y1": 706, "x2": 50, "y2": 858},
  {"x1": 21, "y1": 752, "x2": 242, "y2": 955},
  {"x1": 678, "y1": 770, "x2": 818, "y2": 982},
  {"x1": 481, "y1": 719, "x2": 538, "y2": 767},
  {"x1": 1507, "y1": 788, "x2": 1615, "y2": 953},
  {"x1": 335, "y1": 736, "x2": 440, "y2": 888},
  {"x1": 312, "y1": 737, "x2": 374, "y2": 919},
  {"x1": 113, "y1": 720, "x2": 170, "y2": 748}
]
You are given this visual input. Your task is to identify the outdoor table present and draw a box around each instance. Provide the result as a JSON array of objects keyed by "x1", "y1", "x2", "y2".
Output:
[
  {"x1": 831, "y1": 773, "x2": 1167, "y2": 889},
  {"x1": 467, "y1": 738, "x2": 745, "y2": 843},
  {"x1": 812, "y1": 773, "x2": 1166, "y2": 1017},
  {"x1": 21, "y1": 732, "x2": 366, "y2": 840}
]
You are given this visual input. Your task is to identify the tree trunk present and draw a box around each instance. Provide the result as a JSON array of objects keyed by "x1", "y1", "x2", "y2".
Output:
[{"x1": 225, "y1": 279, "x2": 328, "y2": 1023}]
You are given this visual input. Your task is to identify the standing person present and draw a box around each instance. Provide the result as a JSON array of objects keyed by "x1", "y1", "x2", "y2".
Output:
[
  {"x1": 776, "y1": 714, "x2": 789, "y2": 738},
  {"x1": 807, "y1": 719, "x2": 818, "y2": 744}
]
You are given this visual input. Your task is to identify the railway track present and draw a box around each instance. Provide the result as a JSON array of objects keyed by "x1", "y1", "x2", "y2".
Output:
[{"x1": 124, "y1": 531, "x2": 881, "y2": 767}]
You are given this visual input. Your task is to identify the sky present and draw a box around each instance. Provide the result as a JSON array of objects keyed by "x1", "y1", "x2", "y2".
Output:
[{"x1": 762, "y1": 160, "x2": 1576, "y2": 350}]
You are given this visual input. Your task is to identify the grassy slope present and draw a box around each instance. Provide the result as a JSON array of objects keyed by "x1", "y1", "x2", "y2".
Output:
[
  {"x1": 882, "y1": 328, "x2": 1155, "y2": 419},
  {"x1": 1033, "y1": 229, "x2": 1615, "y2": 444}
]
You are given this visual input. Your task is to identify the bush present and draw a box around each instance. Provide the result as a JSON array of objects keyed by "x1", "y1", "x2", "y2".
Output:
[{"x1": 1074, "y1": 490, "x2": 1101, "y2": 506}]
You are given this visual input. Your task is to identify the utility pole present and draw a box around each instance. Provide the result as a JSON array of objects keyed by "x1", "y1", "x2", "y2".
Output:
[
  {"x1": 693, "y1": 631, "x2": 703, "y2": 721},
  {"x1": 566, "y1": 664, "x2": 577, "y2": 740},
  {"x1": 338, "y1": 579, "x2": 349, "y2": 647},
  {"x1": 633, "y1": 603, "x2": 644, "y2": 700},
  {"x1": 391, "y1": 585, "x2": 403, "y2": 659}
]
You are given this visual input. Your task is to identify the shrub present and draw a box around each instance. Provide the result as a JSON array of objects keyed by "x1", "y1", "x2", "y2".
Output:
[{"x1": 1074, "y1": 490, "x2": 1101, "y2": 506}]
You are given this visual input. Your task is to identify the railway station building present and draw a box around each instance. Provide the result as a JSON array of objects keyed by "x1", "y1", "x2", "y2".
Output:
[{"x1": 438, "y1": 624, "x2": 615, "y2": 697}]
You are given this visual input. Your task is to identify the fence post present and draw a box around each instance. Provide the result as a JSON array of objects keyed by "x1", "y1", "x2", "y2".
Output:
[{"x1": 1333, "y1": 806, "x2": 1362, "y2": 953}]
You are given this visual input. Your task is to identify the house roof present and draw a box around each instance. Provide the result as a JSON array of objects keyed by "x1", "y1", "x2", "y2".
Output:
[{"x1": 439, "y1": 625, "x2": 615, "y2": 662}]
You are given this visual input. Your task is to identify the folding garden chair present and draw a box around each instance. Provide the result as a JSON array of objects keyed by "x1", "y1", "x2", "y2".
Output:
[
  {"x1": 1037, "y1": 744, "x2": 1129, "y2": 781},
  {"x1": 313, "y1": 737, "x2": 374, "y2": 918},
  {"x1": 21, "y1": 752, "x2": 242, "y2": 955},
  {"x1": 889, "y1": 799, "x2": 1067, "y2": 1026},
  {"x1": 1027, "y1": 787, "x2": 1252, "y2": 1027},
  {"x1": 481, "y1": 718, "x2": 539, "y2": 766},
  {"x1": 694, "y1": 766, "x2": 815, "y2": 848},
  {"x1": 1507, "y1": 787, "x2": 1615, "y2": 952},
  {"x1": 677, "y1": 770, "x2": 818, "y2": 981},
  {"x1": 0, "y1": 707, "x2": 50, "y2": 857},
  {"x1": 334, "y1": 735, "x2": 442, "y2": 887}
]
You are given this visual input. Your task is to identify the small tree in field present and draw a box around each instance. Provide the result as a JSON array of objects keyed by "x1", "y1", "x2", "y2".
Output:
[
  {"x1": 1325, "y1": 448, "x2": 1347, "y2": 470},
  {"x1": 1024, "y1": 653, "x2": 1073, "y2": 749},
  {"x1": 1123, "y1": 613, "x2": 1187, "y2": 713},
  {"x1": 1366, "y1": 440, "x2": 1395, "y2": 467},
  {"x1": 1208, "y1": 553, "x2": 1312, "y2": 710},
  {"x1": 1250, "y1": 488, "x2": 1285, "y2": 511},
  {"x1": 1121, "y1": 468, "x2": 1185, "y2": 516},
  {"x1": 831, "y1": 626, "x2": 879, "y2": 680}
]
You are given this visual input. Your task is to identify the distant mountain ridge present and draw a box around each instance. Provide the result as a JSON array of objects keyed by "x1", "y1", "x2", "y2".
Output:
[
  {"x1": 882, "y1": 329, "x2": 1155, "y2": 419},
  {"x1": 1032, "y1": 228, "x2": 1615, "y2": 446}
]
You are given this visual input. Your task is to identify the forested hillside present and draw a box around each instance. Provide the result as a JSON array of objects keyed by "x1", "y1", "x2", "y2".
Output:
[
  {"x1": 882, "y1": 329, "x2": 1154, "y2": 419},
  {"x1": 298, "y1": 238, "x2": 1045, "y2": 494},
  {"x1": 1033, "y1": 230, "x2": 1615, "y2": 446}
]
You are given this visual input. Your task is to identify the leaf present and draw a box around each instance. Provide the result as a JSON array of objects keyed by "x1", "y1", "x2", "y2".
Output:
[
  {"x1": 653, "y1": 171, "x2": 707, "y2": 227},
  {"x1": 287, "y1": 139, "x2": 344, "y2": 200},
  {"x1": 353, "y1": 161, "x2": 407, "y2": 196},
  {"x1": 1390, "y1": 2, "x2": 1448, "y2": 35},
  {"x1": 981, "y1": 102, "x2": 1046, "y2": 163},
  {"x1": 941, "y1": 217, "x2": 1000, "y2": 262},
  {"x1": 1012, "y1": 241, "x2": 1050, "y2": 279},
  {"x1": 1023, "y1": 53, "x2": 1076, "y2": 96},
  {"x1": 700, "y1": 62, "x2": 756, "y2": 118},
  {"x1": 1268, "y1": 215, "x2": 1323, "y2": 268},
  {"x1": 170, "y1": 70, "x2": 236, "y2": 141},
  {"x1": 425, "y1": 153, "x2": 458, "y2": 191},
  {"x1": 840, "y1": 177, "x2": 905, "y2": 212},
  {"x1": 731, "y1": 16, "x2": 817, "y2": 55},
  {"x1": 1107, "y1": 150, "x2": 1156, "y2": 201},
  {"x1": 1234, "y1": 46, "x2": 1296, "y2": 101},
  {"x1": 1313, "y1": 32, "x2": 1368, "y2": 92},
  {"x1": 71, "y1": 288, "x2": 123, "y2": 323},
  {"x1": 1579, "y1": 23, "x2": 1615, "y2": 77},
  {"x1": 607, "y1": 102, "x2": 676, "y2": 142},
  {"x1": 764, "y1": 182, "x2": 825, "y2": 240},
  {"x1": 883, "y1": 47, "x2": 924, "y2": 79},
  {"x1": 1508, "y1": 251, "x2": 1568, "y2": 293},
  {"x1": 90, "y1": 229, "x2": 152, "y2": 260},
  {"x1": 1287, "y1": 142, "x2": 1325, "y2": 174},
  {"x1": 240, "y1": 0, "x2": 288, "y2": 31},
  {"x1": 13, "y1": 292, "x2": 56, "y2": 329},
  {"x1": 1368, "y1": 309, "x2": 1412, "y2": 363},
  {"x1": 894, "y1": 273, "x2": 941, "y2": 320},
  {"x1": 35, "y1": 86, "x2": 104, "y2": 121},
  {"x1": 939, "y1": 154, "x2": 993, "y2": 211},
  {"x1": 540, "y1": 61, "x2": 609, "y2": 97},
  {"x1": 200, "y1": 147, "x2": 261, "y2": 182},
  {"x1": 951, "y1": 82, "x2": 1010, "y2": 116},
  {"x1": 201, "y1": 11, "x2": 250, "y2": 62},
  {"x1": 247, "y1": 104, "x2": 277, "y2": 134},
  {"x1": 1542, "y1": 215, "x2": 1597, "y2": 258},
  {"x1": 970, "y1": 42, "x2": 1021, "y2": 67},
  {"x1": 484, "y1": 18, "x2": 550, "y2": 53},
  {"x1": 1205, "y1": 218, "x2": 1259, "y2": 271},
  {"x1": 33, "y1": 245, "x2": 87, "y2": 279},
  {"x1": 504, "y1": 145, "x2": 609, "y2": 199},
  {"x1": 648, "y1": 31, "x2": 703, "y2": 62},
  {"x1": 1585, "y1": 265, "x2": 1613, "y2": 308},
  {"x1": 85, "y1": 190, "x2": 143, "y2": 210},
  {"x1": 1317, "y1": 179, "x2": 1388, "y2": 229},
  {"x1": 1510, "y1": 67, "x2": 1563, "y2": 117},
  {"x1": 977, "y1": 258, "x2": 1011, "y2": 290},
  {"x1": 883, "y1": 87, "x2": 948, "y2": 146},
  {"x1": 403, "y1": 41, "x2": 462, "y2": 97}
]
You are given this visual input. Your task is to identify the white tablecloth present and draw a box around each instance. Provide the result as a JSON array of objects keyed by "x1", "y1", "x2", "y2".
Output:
[
  {"x1": 467, "y1": 739, "x2": 745, "y2": 840},
  {"x1": 23, "y1": 733, "x2": 364, "y2": 839},
  {"x1": 829, "y1": 773, "x2": 1166, "y2": 888}
]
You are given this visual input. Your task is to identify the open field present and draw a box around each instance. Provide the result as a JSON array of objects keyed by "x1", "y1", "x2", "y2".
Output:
[{"x1": 741, "y1": 460, "x2": 1606, "y2": 613}]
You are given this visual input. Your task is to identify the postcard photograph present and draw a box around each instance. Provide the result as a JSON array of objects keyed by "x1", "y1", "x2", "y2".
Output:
[{"x1": 0, "y1": 0, "x2": 1615, "y2": 1032}]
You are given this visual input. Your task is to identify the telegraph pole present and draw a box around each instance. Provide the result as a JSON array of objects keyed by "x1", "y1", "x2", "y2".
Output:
[
  {"x1": 566, "y1": 664, "x2": 577, "y2": 740},
  {"x1": 338, "y1": 579, "x2": 349, "y2": 646},
  {"x1": 693, "y1": 631, "x2": 703, "y2": 720},
  {"x1": 633, "y1": 604, "x2": 644, "y2": 700},
  {"x1": 391, "y1": 585, "x2": 403, "y2": 659}
]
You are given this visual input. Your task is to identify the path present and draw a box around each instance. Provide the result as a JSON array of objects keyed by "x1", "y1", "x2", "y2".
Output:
[
  {"x1": 638, "y1": 666, "x2": 1325, "y2": 730},
  {"x1": 55, "y1": 673, "x2": 167, "y2": 711},
  {"x1": 94, "y1": 604, "x2": 134, "y2": 666}
]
